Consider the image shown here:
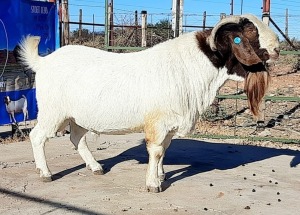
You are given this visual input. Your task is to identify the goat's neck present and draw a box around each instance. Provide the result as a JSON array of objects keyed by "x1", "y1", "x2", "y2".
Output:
[{"x1": 195, "y1": 67, "x2": 229, "y2": 114}]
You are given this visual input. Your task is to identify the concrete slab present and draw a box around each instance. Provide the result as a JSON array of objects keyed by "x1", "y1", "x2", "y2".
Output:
[{"x1": 0, "y1": 133, "x2": 299, "y2": 215}]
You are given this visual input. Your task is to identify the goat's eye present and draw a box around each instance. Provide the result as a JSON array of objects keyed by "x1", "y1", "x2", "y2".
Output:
[{"x1": 234, "y1": 37, "x2": 241, "y2": 44}]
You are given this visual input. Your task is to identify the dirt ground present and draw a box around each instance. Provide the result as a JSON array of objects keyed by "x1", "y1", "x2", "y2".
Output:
[
  {"x1": 1, "y1": 132, "x2": 300, "y2": 215},
  {"x1": 197, "y1": 54, "x2": 300, "y2": 140}
]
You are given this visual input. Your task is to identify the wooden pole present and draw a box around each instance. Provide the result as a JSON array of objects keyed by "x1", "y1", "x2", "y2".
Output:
[
  {"x1": 58, "y1": 0, "x2": 62, "y2": 47},
  {"x1": 104, "y1": 0, "x2": 109, "y2": 48},
  {"x1": 79, "y1": 9, "x2": 82, "y2": 44},
  {"x1": 240, "y1": 0, "x2": 243, "y2": 14},
  {"x1": 285, "y1": 8, "x2": 288, "y2": 38},
  {"x1": 108, "y1": 0, "x2": 114, "y2": 47},
  {"x1": 172, "y1": 0, "x2": 184, "y2": 37},
  {"x1": 93, "y1": 14, "x2": 95, "y2": 46},
  {"x1": 179, "y1": 0, "x2": 184, "y2": 35},
  {"x1": 62, "y1": 0, "x2": 69, "y2": 45},
  {"x1": 202, "y1": 11, "x2": 206, "y2": 31},
  {"x1": 135, "y1": 10, "x2": 138, "y2": 46},
  {"x1": 141, "y1": 11, "x2": 147, "y2": 47}
]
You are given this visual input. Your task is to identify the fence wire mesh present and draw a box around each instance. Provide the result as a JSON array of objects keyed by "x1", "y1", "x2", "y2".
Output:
[{"x1": 65, "y1": 12, "x2": 300, "y2": 143}]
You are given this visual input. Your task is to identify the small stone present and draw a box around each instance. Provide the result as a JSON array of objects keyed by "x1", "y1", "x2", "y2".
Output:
[
  {"x1": 204, "y1": 208, "x2": 208, "y2": 211},
  {"x1": 267, "y1": 203, "x2": 271, "y2": 206},
  {"x1": 278, "y1": 199, "x2": 281, "y2": 202},
  {"x1": 209, "y1": 183, "x2": 214, "y2": 187},
  {"x1": 253, "y1": 174, "x2": 256, "y2": 176},
  {"x1": 269, "y1": 180, "x2": 272, "y2": 183},
  {"x1": 272, "y1": 169, "x2": 275, "y2": 172},
  {"x1": 275, "y1": 182, "x2": 278, "y2": 184},
  {"x1": 252, "y1": 189, "x2": 256, "y2": 192},
  {"x1": 244, "y1": 206, "x2": 251, "y2": 209},
  {"x1": 121, "y1": 207, "x2": 131, "y2": 212},
  {"x1": 244, "y1": 177, "x2": 247, "y2": 180},
  {"x1": 283, "y1": 115, "x2": 289, "y2": 120},
  {"x1": 258, "y1": 129, "x2": 271, "y2": 137},
  {"x1": 277, "y1": 192, "x2": 280, "y2": 195},
  {"x1": 78, "y1": 172, "x2": 87, "y2": 177}
]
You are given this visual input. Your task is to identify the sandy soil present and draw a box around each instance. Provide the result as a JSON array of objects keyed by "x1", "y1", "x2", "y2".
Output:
[{"x1": 1, "y1": 132, "x2": 300, "y2": 215}]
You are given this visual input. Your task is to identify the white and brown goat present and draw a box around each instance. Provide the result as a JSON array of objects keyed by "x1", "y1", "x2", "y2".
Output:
[{"x1": 19, "y1": 14, "x2": 279, "y2": 192}]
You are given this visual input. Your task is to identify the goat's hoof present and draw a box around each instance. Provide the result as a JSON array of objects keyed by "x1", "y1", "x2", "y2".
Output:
[
  {"x1": 36, "y1": 168, "x2": 52, "y2": 182},
  {"x1": 158, "y1": 174, "x2": 166, "y2": 182},
  {"x1": 93, "y1": 169, "x2": 104, "y2": 175},
  {"x1": 146, "y1": 186, "x2": 162, "y2": 193},
  {"x1": 41, "y1": 176, "x2": 52, "y2": 182}
]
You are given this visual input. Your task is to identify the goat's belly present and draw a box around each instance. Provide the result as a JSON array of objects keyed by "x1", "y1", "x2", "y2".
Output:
[
  {"x1": 90, "y1": 125, "x2": 145, "y2": 135},
  {"x1": 72, "y1": 113, "x2": 145, "y2": 135}
]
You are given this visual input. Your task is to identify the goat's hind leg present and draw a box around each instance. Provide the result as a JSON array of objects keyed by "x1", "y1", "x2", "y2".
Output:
[
  {"x1": 30, "y1": 118, "x2": 70, "y2": 181},
  {"x1": 70, "y1": 121, "x2": 103, "y2": 175}
]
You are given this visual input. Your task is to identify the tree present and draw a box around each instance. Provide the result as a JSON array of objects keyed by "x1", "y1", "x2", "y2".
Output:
[{"x1": 147, "y1": 19, "x2": 173, "y2": 46}]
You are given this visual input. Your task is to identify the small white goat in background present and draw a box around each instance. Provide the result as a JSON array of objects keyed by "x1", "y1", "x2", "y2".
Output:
[
  {"x1": 19, "y1": 14, "x2": 279, "y2": 193},
  {"x1": 4, "y1": 95, "x2": 28, "y2": 124}
]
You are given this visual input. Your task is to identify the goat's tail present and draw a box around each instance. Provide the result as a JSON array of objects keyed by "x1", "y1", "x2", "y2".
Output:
[{"x1": 19, "y1": 36, "x2": 41, "y2": 72}]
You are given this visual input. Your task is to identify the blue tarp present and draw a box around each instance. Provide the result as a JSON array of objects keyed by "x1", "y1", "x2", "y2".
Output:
[{"x1": 0, "y1": 0, "x2": 58, "y2": 125}]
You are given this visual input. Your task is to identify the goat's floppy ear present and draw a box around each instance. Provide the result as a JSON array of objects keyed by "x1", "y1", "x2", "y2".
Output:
[{"x1": 229, "y1": 34, "x2": 262, "y2": 66}]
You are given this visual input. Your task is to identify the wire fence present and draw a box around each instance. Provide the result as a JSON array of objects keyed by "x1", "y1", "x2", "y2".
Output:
[
  {"x1": 62, "y1": 12, "x2": 300, "y2": 144},
  {"x1": 66, "y1": 12, "x2": 222, "y2": 49},
  {"x1": 2, "y1": 11, "x2": 296, "y2": 143}
]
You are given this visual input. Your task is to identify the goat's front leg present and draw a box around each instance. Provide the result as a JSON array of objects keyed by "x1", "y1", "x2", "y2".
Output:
[
  {"x1": 9, "y1": 113, "x2": 13, "y2": 123},
  {"x1": 70, "y1": 121, "x2": 103, "y2": 174},
  {"x1": 146, "y1": 142, "x2": 164, "y2": 193},
  {"x1": 157, "y1": 132, "x2": 174, "y2": 182},
  {"x1": 144, "y1": 118, "x2": 170, "y2": 192},
  {"x1": 11, "y1": 113, "x2": 17, "y2": 124}
]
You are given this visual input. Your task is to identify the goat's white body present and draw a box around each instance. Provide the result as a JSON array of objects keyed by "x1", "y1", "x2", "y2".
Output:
[
  {"x1": 22, "y1": 32, "x2": 237, "y2": 190},
  {"x1": 30, "y1": 32, "x2": 233, "y2": 138},
  {"x1": 20, "y1": 14, "x2": 280, "y2": 192}
]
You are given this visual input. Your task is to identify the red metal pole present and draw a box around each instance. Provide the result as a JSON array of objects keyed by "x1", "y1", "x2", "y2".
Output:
[
  {"x1": 262, "y1": 0, "x2": 270, "y2": 25},
  {"x1": 263, "y1": 0, "x2": 270, "y2": 13}
]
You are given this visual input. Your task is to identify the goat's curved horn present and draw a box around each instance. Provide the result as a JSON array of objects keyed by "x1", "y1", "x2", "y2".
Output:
[{"x1": 207, "y1": 15, "x2": 242, "y2": 51}]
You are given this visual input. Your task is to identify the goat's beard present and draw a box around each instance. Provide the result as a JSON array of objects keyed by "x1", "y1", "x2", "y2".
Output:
[{"x1": 244, "y1": 71, "x2": 270, "y2": 117}]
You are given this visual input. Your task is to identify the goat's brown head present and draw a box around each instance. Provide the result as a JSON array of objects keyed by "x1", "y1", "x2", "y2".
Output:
[{"x1": 198, "y1": 14, "x2": 279, "y2": 116}]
